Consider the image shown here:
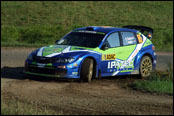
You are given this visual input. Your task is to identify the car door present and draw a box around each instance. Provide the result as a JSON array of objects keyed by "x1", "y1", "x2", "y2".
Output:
[
  {"x1": 100, "y1": 32, "x2": 120, "y2": 76},
  {"x1": 113, "y1": 31, "x2": 138, "y2": 75},
  {"x1": 100, "y1": 31, "x2": 138, "y2": 76}
]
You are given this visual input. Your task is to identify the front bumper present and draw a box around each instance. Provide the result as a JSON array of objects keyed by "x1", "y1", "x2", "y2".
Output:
[{"x1": 24, "y1": 62, "x2": 80, "y2": 78}]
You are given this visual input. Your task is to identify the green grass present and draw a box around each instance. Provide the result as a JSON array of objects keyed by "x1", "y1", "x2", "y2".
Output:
[
  {"x1": 132, "y1": 79, "x2": 173, "y2": 95},
  {"x1": 131, "y1": 68, "x2": 173, "y2": 95},
  {"x1": 1, "y1": 96, "x2": 63, "y2": 115},
  {"x1": 1, "y1": 1, "x2": 173, "y2": 51}
]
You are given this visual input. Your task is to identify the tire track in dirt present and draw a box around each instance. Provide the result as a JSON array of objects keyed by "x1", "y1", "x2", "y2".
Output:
[{"x1": 2, "y1": 79, "x2": 173, "y2": 115}]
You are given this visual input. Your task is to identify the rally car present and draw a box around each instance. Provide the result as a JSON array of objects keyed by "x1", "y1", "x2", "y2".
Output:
[{"x1": 24, "y1": 25, "x2": 156, "y2": 82}]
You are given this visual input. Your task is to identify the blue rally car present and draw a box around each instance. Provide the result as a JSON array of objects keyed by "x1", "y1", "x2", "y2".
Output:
[{"x1": 24, "y1": 25, "x2": 156, "y2": 82}]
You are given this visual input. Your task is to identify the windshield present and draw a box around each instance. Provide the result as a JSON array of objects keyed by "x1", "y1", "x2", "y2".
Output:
[{"x1": 56, "y1": 32, "x2": 105, "y2": 48}]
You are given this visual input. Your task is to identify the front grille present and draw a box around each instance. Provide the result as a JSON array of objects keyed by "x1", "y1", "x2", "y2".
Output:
[
  {"x1": 33, "y1": 56, "x2": 57, "y2": 63},
  {"x1": 28, "y1": 65, "x2": 67, "y2": 76},
  {"x1": 28, "y1": 66, "x2": 55, "y2": 74}
]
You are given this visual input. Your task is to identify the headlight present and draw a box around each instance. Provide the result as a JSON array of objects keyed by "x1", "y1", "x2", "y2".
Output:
[
  {"x1": 27, "y1": 50, "x2": 37, "y2": 61},
  {"x1": 27, "y1": 54, "x2": 33, "y2": 60},
  {"x1": 56, "y1": 58, "x2": 75, "y2": 63}
]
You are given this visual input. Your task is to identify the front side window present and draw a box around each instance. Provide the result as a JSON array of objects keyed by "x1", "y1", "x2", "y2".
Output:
[
  {"x1": 121, "y1": 32, "x2": 137, "y2": 46},
  {"x1": 57, "y1": 32, "x2": 105, "y2": 48},
  {"x1": 104, "y1": 32, "x2": 120, "y2": 48}
]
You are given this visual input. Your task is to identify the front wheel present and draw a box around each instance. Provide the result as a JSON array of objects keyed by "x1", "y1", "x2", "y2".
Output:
[
  {"x1": 140, "y1": 56, "x2": 153, "y2": 78},
  {"x1": 80, "y1": 58, "x2": 94, "y2": 82}
]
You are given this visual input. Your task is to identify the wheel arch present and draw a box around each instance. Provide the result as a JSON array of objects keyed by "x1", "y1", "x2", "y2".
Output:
[
  {"x1": 141, "y1": 53, "x2": 153, "y2": 62},
  {"x1": 134, "y1": 52, "x2": 154, "y2": 71},
  {"x1": 78, "y1": 56, "x2": 98, "y2": 79}
]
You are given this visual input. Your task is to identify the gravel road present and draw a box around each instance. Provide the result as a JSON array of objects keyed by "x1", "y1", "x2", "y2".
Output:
[{"x1": 1, "y1": 47, "x2": 173, "y2": 115}]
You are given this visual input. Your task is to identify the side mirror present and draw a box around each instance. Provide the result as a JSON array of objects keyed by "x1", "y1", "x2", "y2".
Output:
[{"x1": 101, "y1": 44, "x2": 109, "y2": 50}]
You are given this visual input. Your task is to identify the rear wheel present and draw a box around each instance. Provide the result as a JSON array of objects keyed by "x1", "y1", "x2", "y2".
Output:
[
  {"x1": 80, "y1": 58, "x2": 94, "y2": 82},
  {"x1": 140, "y1": 56, "x2": 153, "y2": 78}
]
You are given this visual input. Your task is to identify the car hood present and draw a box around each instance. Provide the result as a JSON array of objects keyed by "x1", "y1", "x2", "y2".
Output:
[{"x1": 34, "y1": 45, "x2": 100, "y2": 58}]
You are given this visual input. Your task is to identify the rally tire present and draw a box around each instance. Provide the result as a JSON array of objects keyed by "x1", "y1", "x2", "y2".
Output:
[
  {"x1": 80, "y1": 58, "x2": 94, "y2": 82},
  {"x1": 140, "y1": 56, "x2": 153, "y2": 78}
]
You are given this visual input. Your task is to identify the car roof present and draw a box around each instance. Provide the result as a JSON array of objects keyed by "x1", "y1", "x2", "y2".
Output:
[{"x1": 73, "y1": 26, "x2": 138, "y2": 34}]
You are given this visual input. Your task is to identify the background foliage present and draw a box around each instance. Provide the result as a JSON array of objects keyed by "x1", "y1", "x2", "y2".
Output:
[{"x1": 1, "y1": 1, "x2": 173, "y2": 51}]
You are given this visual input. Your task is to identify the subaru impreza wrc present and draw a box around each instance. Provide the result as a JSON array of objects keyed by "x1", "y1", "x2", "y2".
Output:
[{"x1": 24, "y1": 25, "x2": 156, "y2": 82}]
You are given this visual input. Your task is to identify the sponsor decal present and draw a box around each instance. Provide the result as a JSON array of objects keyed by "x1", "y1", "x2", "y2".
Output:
[
  {"x1": 77, "y1": 30, "x2": 98, "y2": 34},
  {"x1": 137, "y1": 34, "x2": 143, "y2": 43},
  {"x1": 125, "y1": 37, "x2": 135, "y2": 41},
  {"x1": 125, "y1": 36, "x2": 137, "y2": 44},
  {"x1": 107, "y1": 60, "x2": 134, "y2": 73},
  {"x1": 102, "y1": 54, "x2": 116, "y2": 60},
  {"x1": 131, "y1": 49, "x2": 138, "y2": 58},
  {"x1": 108, "y1": 60, "x2": 134, "y2": 69},
  {"x1": 74, "y1": 30, "x2": 105, "y2": 35},
  {"x1": 72, "y1": 72, "x2": 78, "y2": 75}
]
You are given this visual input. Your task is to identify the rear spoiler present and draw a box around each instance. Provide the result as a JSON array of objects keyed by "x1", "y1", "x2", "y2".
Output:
[{"x1": 123, "y1": 25, "x2": 153, "y2": 40}]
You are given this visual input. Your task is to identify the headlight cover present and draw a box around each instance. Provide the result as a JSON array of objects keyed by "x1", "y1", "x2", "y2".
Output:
[
  {"x1": 56, "y1": 57, "x2": 75, "y2": 63},
  {"x1": 27, "y1": 54, "x2": 33, "y2": 60},
  {"x1": 27, "y1": 50, "x2": 37, "y2": 61}
]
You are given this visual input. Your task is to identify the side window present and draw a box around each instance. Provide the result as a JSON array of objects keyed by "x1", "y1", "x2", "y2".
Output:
[
  {"x1": 105, "y1": 32, "x2": 120, "y2": 48},
  {"x1": 121, "y1": 32, "x2": 137, "y2": 46}
]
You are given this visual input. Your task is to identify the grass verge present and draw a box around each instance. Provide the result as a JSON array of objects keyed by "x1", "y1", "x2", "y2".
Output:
[
  {"x1": 1, "y1": 1, "x2": 173, "y2": 51},
  {"x1": 131, "y1": 68, "x2": 173, "y2": 95},
  {"x1": 1, "y1": 96, "x2": 63, "y2": 115}
]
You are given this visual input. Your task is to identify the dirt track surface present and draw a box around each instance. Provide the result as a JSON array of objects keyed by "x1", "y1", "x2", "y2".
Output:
[{"x1": 1, "y1": 47, "x2": 173, "y2": 115}]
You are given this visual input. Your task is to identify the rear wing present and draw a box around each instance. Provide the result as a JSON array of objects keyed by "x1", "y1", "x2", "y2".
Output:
[{"x1": 123, "y1": 25, "x2": 153, "y2": 40}]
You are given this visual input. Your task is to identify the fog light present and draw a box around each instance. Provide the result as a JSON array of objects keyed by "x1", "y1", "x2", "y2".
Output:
[{"x1": 58, "y1": 65, "x2": 66, "y2": 69}]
